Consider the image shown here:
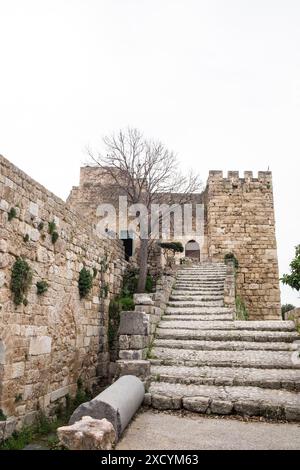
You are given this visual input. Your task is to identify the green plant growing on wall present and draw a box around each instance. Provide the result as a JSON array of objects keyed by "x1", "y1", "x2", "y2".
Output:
[
  {"x1": 48, "y1": 220, "x2": 56, "y2": 235},
  {"x1": 100, "y1": 255, "x2": 109, "y2": 273},
  {"x1": 78, "y1": 268, "x2": 93, "y2": 298},
  {"x1": 100, "y1": 282, "x2": 109, "y2": 298},
  {"x1": 235, "y1": 295, "x2": 249, "y2": 320},
  {"x1": 119, "y1": 296, "x2": 135, "y2": 311},
  {"x1": 51, "y1": 231, "x2": 59, "y2": 244},
  {"x1": 48, "y1": 220, "x2": 59, "y2": 244},
  {"x1": 15, "y1": 394, "x2": 22, "y2": 403},
  {"x1": 224, "y1": 252, "x2": 239, "y2": 270},
  {"x1": 281, "y1": 245, "x2": 300, "y2": 291},
  {"x1": 0, "y1": 409, "x2": 7, "y2": 421},
  {"x1": 11, "y1": 258, "x2": 32, "y2": 305},
  {"x1": 36, "y1": 280, "x2": 49, "y2": 295},
  {"x1": 108, "y1": 299, "x2": 121, "y2": 349},
  {"x1": 122, "y1": 267, "x2": 139, "y2": 296},
  {"x1": 8, "y1": 207, "x2": 17, "y2": 221}
]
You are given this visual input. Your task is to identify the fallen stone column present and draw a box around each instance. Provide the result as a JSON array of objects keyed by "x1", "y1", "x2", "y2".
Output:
[{"x1": 69, "y1": 375, "x2": 144, "y2": 439}]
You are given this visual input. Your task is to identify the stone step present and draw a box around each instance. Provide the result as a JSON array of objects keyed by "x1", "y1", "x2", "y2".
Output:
[
  {"x1": 158, "y1": 320, "x2": 296, "y2": 331},
  {"x1": 150, "y1": 365, "x2": 300, "y2": 391},
  {"x1": 170, "y1": 294, "x2": 223, "y2": 301},
  {"x1": 173, "y1": 287, "x2": 224, "y2": 293},
  {"x1": 147, "y1": 382, "x2": 300, "y2": 421},
  {"x1": 177, "y1": 272, "x2": 227, "y2": 276},
  {"x1": 156, "y1": 328, "x2": 300, "y2": 343},
  {"x1": 176, "y1": 276, "x2": 225, "y2": 284},
  {"x1": 150, "y1": 348, "x2": 300, "y2": 369},
  {"x1": 167, "y1": 300, "x2": 224, "y2": 308},
  {"x1": 153, "y1": 338, "x2": 299, "y2": 351},
  {"x1": 165, "y1": 306, "x2": 233, "y2": 315},
  {"x1": 176, "y1": 274, "x2": 225, "y2": 282},
  {"x1": 174, "y1": 283, "x2": 225, "y2": 288},
  {"x1": 172, "y1": 290, "x2": 224, "y2": 296},
  {"x1": 162, "y1": 314, "x2": 233, "y2": 321}
]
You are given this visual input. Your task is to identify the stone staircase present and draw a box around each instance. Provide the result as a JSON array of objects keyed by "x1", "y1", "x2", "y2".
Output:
[{"x1": 147, "y1": 263, "x2": 300, "y2": 421}]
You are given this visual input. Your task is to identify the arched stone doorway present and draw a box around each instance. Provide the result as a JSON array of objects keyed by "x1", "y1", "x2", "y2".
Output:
[{"x1": 185, "y1": 240, "x2": 200, "y2": 261}]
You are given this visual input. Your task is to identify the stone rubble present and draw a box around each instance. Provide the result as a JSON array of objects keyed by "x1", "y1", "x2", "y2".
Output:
[{"x1": 57, "y1": 416, "x2": 116, "y2": 450}]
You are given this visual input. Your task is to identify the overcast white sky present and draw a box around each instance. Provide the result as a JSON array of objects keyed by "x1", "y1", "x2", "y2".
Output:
[{"x1": 0, "y1": 0, "x2": 299, "y2": 306}]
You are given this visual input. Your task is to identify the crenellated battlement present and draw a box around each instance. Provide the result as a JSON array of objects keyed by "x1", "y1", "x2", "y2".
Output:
[{"x1": 208, "y1": 170, "x2": 272, "y2": 183}]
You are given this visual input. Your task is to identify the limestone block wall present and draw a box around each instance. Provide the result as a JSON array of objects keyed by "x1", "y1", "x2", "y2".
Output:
[
  {"x1": 0, "y1": 155, "x2": 126, "y2": 430},
  {"x1": 207, "y1": 170, "x2": 281, "y2": 320}
]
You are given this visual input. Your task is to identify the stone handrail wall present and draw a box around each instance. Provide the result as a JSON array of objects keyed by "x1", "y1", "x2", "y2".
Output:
[
  {"x1": 0, "y1": 155, "x2": 126, "y2": 439},
  {"x1": 115, "y1": 272, "x2": 176, "y2": 381},
  {"x1": 284, "y1": 308, "x2": 300, "y2": 327},
  {"x1": 223, "y1": 261, "x2": 236, "y2": 316}
]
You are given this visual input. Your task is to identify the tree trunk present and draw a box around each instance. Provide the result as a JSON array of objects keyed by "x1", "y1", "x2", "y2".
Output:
[{"x1": 137, "y1": 238, "x2": 149, "y2": 293}]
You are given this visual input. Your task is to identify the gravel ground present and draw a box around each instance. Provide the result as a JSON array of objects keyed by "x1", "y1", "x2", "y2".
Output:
[{"x1": 116, "y1": 410, "x2": 300, "y2": 450}]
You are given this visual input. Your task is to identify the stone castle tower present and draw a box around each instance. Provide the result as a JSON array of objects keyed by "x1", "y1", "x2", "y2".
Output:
[{"x1": 68, "y1": 167, "x2": 281, "y2": 320}]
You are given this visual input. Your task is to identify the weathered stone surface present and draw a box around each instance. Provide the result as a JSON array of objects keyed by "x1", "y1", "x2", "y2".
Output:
[
  {"x1": 119, "y1": 335, "x2": 148, "y2": 350},
  {"x1": 115, "y1": 360, "x2": 150, "y2": 380},
  {"x1": 119, "y1": 349, "x2": 147, "y2": 360},
  {"x1": 211, "y1": 400, "x2": 233, "y2": 415},
  {"x1": 57, "y1": 417, "x2": 116, "y2": 450},
  {"x1": 151, "y1": 394, "x2": 181, "y2": 410},
  {"x1": 29, "y1": 336, "x2": 52, "y2": 355},
  {"x1": 119, "y1": 311, "x2": 150, "y2": 336},
  {"x1": 151, "y1": 364, "x2": 300, "y2": 391},
  {"x1": 133, "y1": 294, "x2": 154, "y2": 305},
  {"x1": 182, "y1": 396, "x2": 210, "y2": 413}
]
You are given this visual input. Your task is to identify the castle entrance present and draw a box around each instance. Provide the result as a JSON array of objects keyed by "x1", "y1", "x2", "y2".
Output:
[{"x1": 185, "y1": 240, "x2": 200, "y2": 261}]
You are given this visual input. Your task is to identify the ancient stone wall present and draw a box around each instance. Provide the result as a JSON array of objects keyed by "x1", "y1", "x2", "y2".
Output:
[
  {"x1": 0, "y1": 155, "x2": 126, "y2": 432},
  {"x1": 207, "y1": 171, "x2": 281, "y2": 320}
]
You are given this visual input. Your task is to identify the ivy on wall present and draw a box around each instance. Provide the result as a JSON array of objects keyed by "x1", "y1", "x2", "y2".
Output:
[
  {"x1": 11, "y1": 258, "x2": 32, "y2": 305},
  {"x1": 78, "y1": 268, "x2": 93, "y2": 299}
]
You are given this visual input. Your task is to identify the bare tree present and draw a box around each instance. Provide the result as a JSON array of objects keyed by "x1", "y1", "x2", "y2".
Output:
[{"x1": 87, "y1": 128, "x2": 202, "y2": 292}]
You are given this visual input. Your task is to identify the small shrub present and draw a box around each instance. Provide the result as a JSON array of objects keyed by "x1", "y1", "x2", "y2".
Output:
[
  {"x1": 0, "y1": 409, "x2": 7, "y2": 421},
  {"x1": 145, "y1": 274, "x2": 154, "y2": 293},
  {"x1": 122, "y1": 267, "x2": 139, "y2": 297},
  {"x1": 15, "y1": 394, "x2": 22, "y2": 403},
  {"x1": 236, "y1": 295, "x2": 249, "y2": 320},
  {"x1": 8, "y1": 207, "x2": 17, "y2": 221},
  {"x1": 100, "y1": 282, "x2": 109, "y2": 298},
  {"x1": 119, "y1": 296, "x2": 135, "y2": 311},
  {"x1": 36, "y1": 280, "x2": 48, "y2": 295},
  {"x1": 224, "y1": 252, "x2": 239, "y2": 269},
  {"x1": 11, "y1": 258, "x2": 32, "y2": 305},
  {"x1": 48, "y1": 220, "x2": 56, "y2": 235},
  {"x1": 281, "y1": 245, "x2": 300, "y2": 292},
  {"x1": 77, "y1": 377, "x2": 83, "y2": 389},
  {"x1": 281, "y1": 304, "x2": 296, "y2": 320},
  {"x1": 23, "y1": 234, "x2": 30, "y2": 243},
  {"x1": 100, "y1": 255, "x2": 109, "y2": 273},
  {"x1": 78, "y1": 268, "x2": 93, "y2": 298},
  {"x1": 159, "y1": 241, "x2": 184, "y2": 253},
  {"x1": 108, "y1": 299, "x2": 121, "y2": 348},
  {"x1": 51, "y1": 231, "x2": 59, "y2": 244}
]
